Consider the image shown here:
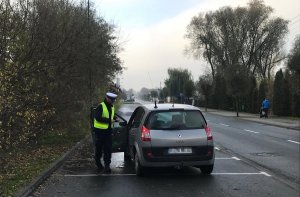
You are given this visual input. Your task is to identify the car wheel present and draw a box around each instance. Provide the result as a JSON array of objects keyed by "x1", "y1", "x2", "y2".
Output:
[
  {"x1": 134, "y1": 153, "x2": 144, "y2": 176},
  {"x1": 200, "y1": 164, "x2": 214, "y2": 174}
]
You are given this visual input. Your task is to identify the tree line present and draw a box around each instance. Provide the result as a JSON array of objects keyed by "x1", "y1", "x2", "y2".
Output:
[
  {"x1": 158, "y1": 0, "x2": 299, "y2": 117},
  {"x1": 0, "y1": 0, "x2": 123, "y2": 150},
  {"x1": 273, "y1": 37, "x2": 300, "y2": 116}
]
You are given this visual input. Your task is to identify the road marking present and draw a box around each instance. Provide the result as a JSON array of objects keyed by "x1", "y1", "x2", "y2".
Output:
[
  {"x1": 232, "y1": 157, "x2": 241, "y2": 161},
  {"x1": 64, "y1": 174, "x2": 136, "y2": 177},
  {"x1": 287, "y1": 140, "x2": 300, "y2": 145},
  {"x1": 215, "y1": 157, "x2": 241, "y2": 160},
  {"x1": 243, "y1": 129, "x2": 259, "y2": 134},
  {"x1": 207, "y1": 120, "x2": 210, "y2": 122},
  {"x1": 62, "y1": 171, "x2": 271, "y2": 177},
  {"x1": 220, "y1": 123, "x2": 230, "y2": 127},
  {"x1": 214, "y1": 147, "x2": 220, "y2": 151},
  {"x1": 212, "y1": 171, "x2": 271, "y2": 177},
  {"x1": 260, "y1": 171, "x2": 271, "y2": 177}
]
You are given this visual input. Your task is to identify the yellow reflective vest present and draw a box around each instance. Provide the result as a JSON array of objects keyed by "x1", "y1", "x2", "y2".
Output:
[{"x1": 94, "y1": 102, "x2": 115, "y2": 130}]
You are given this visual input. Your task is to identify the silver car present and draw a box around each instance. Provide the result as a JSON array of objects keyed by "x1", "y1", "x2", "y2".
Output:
[{"x1": 113, "y1": 103, "x2": 214, "y2": 176}]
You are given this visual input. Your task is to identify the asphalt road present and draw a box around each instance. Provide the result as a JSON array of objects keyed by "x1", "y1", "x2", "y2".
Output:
[
  {"x1": 204, "y1": 112, "x2": 300, "y2": 189},
  {"x1": 30, "y1": 104, "x2": 300, "y2": 197}
]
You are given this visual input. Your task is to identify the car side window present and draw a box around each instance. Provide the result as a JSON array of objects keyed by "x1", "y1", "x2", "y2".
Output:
[{"x1": 131, "y1": 108, "x2": 145, "y2": 128}]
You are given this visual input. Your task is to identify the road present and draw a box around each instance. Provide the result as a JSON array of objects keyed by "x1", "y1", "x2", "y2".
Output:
[
  {"x1": 204, "y1": 112, "x2": 300, "y2": 190},
  {"x1": 31, "y1": 103, "x2": 300, "y2": 197}
]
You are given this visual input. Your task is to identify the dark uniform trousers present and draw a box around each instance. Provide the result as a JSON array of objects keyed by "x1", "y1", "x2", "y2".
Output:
[{"x1": 94, "y1": 128, "x2": 112, "y2": 166}]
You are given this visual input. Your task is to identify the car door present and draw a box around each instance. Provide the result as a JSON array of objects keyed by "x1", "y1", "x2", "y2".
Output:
[
  {"x1": 112, "y1": 113, "x2": 128, "y2": 152},
  {"x1": 127, "y1": 107, "x2": 145, "y2": 154}
]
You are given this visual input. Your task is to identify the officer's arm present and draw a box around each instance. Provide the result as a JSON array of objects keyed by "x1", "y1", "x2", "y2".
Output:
[
  {"x1": 113, "y1": 115, "x2": 120, "y2": 122},
  {"x1": 113, "y1": 114, "x2": 118, "y2": 121},
  {"x1": 95, "y1": 105, "x2": 111, "y2": 123}
]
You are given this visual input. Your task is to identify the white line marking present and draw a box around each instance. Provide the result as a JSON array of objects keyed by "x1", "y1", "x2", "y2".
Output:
[
  {"x1": 287, "y1": 140, "x2": 300, "y2": 145},
  {"x1": 243, "y1": 129, "x2": 259, "y2": 134},
  {"x1": 232, "y1": 157, "x2": 241, "y2": 161},
  {"x1": 212, "y1": 172, "x2": 271, "y2": 177},
  {"x1": 64, "y1": 174, "x2": 136, "y2": 177},
  {"x1": 215, "y1": 157, "x2": 241, "y2": 160},
  {"x1": 220, "y1": 123, "x2": 230, "y2": 127},
  {"x1": 214, "y1": 147, "x2": 220, "y2": 151},
  {"x1": 260, "y1": 171, "x2": 271, "y2": 177},
  {"x1": 62, "y1": 171, "x2": 271, "y2": 177}
]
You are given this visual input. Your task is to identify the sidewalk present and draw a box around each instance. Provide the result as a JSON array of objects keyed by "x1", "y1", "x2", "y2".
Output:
[{"x1": 201, "y1": 108, "x2": 300, "y2": 131}]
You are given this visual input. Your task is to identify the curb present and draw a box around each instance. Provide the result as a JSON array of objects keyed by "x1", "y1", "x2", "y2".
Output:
[{"x1": 15, "y1": 135, "x2": 91, "y2": 197}]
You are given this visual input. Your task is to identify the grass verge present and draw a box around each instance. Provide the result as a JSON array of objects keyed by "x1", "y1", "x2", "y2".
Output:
[{"x1": 0, "y1": 130, "x2": 87, "y2": 197}]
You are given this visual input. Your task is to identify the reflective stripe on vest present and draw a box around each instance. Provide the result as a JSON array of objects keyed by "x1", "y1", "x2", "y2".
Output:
[{"x1": 94, "y1": 102, "x2": 115, "y2": 129}]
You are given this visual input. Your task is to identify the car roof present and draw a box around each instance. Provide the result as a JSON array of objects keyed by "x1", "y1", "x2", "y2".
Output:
[{"x1": 142, "y1": 103, "x2": 200, "y2": 111}]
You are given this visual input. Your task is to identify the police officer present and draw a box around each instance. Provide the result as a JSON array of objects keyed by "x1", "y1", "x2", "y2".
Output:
[{"x1": 93, "y1": 92, "x2": 117, "y2": 173}]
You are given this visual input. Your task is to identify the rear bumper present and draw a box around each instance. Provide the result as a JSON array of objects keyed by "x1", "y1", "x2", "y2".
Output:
[{"x1": 139, "y1": 146, "x2": 215, "y2": 167}]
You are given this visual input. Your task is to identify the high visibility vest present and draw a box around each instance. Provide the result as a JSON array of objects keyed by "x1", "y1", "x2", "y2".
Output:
[{"x1": 94, "y1": 102, "x2": 115, "y2": 129}]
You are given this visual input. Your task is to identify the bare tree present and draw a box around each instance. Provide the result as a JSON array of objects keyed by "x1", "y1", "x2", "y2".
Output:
[
  {"x1": 185, "y1": 0, "x2": 288, "y2": 116},
  {"x1": 0, "y1": 0, "x2": 123, "y2": 150},
  {"x1": 196, "y1": 74, "x2": 213, "y2": 112}
]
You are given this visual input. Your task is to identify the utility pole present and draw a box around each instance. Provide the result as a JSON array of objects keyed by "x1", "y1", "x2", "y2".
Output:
[
  {"x1": 87, "y1": 0, "x2": 95, "y2": 145},
  {"x1": 87, "y1": 0, "x2": 92, "y2": 105}
]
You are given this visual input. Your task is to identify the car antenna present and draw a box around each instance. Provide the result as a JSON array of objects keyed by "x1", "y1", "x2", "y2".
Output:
[{"x1": 154, "y1": 100, "x2": 158, "y2": 109}]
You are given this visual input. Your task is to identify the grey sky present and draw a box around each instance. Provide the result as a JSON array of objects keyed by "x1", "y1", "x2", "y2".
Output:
[{"x1": 95, "y1": 0, "x2": 300, "y2": 91}]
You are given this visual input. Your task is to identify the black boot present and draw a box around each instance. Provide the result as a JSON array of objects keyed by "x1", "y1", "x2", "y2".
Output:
[
  {"x1": 104, "y1": 165, "x2": 111, "y2": 174},
  {"x1": 95, "y1": 162, "x2": 103, "y2": 170}
]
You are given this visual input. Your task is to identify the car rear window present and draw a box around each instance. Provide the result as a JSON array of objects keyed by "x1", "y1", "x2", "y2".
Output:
[{"x1": 146, "y1": 110, "x2": 206, "y2": 130}]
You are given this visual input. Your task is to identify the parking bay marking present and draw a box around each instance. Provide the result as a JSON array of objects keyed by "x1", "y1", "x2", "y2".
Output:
[
  {"x1": 62, "y1": 171, "x2": 271, "y2": 177},
  {"x1": 63, "y1": 174, "x2": 136, "y2": 177},
  {"x1": 212, "y1": 171, "x2": 271, "y2": 177},
  {"x1": 287, "y1": 140, "x2": 300, "y2": 145},
  {"x1": 215, "y1": 157, "x2": 241, "y2": 161},
  {"x1": 243, "y1": 129, "x2": 259, "y2": 134},
  {"x1": 220, "y1": 123, "x2": 230, "y2": 127}
]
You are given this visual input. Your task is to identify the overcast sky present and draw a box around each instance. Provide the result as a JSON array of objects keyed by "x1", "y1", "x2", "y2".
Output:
[{"x1": 94, "y1": 0, "x2": 300, "y2": 91}]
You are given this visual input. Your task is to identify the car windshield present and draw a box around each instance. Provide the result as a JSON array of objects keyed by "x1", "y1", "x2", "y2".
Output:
[{"x1": 146, "y1": 110, "x2": 206, "y2": 130}]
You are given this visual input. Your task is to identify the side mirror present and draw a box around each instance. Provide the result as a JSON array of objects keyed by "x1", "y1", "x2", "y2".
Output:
[{"x1": 119, "y1": 121, "x2": 127, "y2": 127}]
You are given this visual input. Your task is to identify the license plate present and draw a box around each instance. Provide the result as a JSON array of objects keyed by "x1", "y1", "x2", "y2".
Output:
[{"x1": 168, "y1": 147, "x2": 192, "y2": 154}]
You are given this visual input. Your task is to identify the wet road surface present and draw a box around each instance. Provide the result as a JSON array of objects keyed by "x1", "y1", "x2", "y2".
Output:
[
  {"x1": 31, "y1": 103, "x2": 299, "y2": 196},
  {"x1": 31, "y1": 137, "x2": 298, "y2": 197}
]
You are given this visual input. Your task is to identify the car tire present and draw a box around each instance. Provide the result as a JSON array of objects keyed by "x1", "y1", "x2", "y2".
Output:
[
  {"x1": 200, "y1": 164, "x2": 214, "y2": 174},
  {"x1": 135, "y1": 153, "x2": 144, "y2": 176}
]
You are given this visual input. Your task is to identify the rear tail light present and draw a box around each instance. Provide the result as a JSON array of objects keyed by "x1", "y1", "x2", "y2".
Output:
[
  {"x1": 205, "y1": 126, "x2": 213, "y2": 141},
  {"x1": 141, "y1": 125, "x2": 151, "y2": 141}
]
